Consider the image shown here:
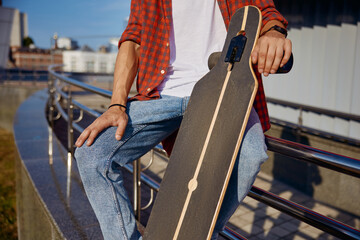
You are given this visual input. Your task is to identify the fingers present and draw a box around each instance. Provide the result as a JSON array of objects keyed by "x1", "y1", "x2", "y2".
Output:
[
  {"x1": 264, "y1": 44, "x2": 277, "y2": 76},
  {"x1": 75, "y1": 128, "x2": 91, "y2": 147},
  {"x1": 75, "y1": 122, "x2": 103, "y2": 148},
  {"x1": 85, "y1": 129, "x2": 100, "y2": 146},
  {"x1": 280, "y1": 39, "x2": 292, "y2": 68},
  {"x1": 75, "y1": 109, "x2": 128, "y2": 147},
  {"x1": 257, "y1": 37, "x2": 282, "y2": 76},
  {"x1": 253, "y1": 32, "x2": 292, "y2": 77},
  {"x1": 256, "y1": 41, "x2": 267, "y2": 75},
  {"x1": 115, "y1": 116, "x2": 128, "y2": 140},
  {"x1": 270, "y1": 46, "x2": 283, "y2": 74}
]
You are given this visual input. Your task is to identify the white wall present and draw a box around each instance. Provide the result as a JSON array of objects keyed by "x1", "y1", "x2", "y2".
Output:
[{"x1": 264, "y1": 23, "x2": 360, "y2": 140}]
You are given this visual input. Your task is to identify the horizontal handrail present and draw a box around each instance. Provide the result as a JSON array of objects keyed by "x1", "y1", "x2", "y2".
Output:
[
  {"x1": 220, "y1": 228, "x2": 247, "y2": 240},
  {"x1": 48, "y1": 65, "x2": 112, "y2": 98},
  {"x1": 72, "y1": 100, "x2": 101, "y2": 119},
  {"x1": 270, "y1": 117, "x2": 360, "y2": 146},
  {"x1": 249, "y1": 186, "x2": 360, "y2": 240},
  {"x1": 267, "y1": 97, "x2": 360, "y2": 123},
  {"x1": 53, "y1": 78, "x2": 101, "y2": 119},
  {"x1": 266, "y1": 135, "x2": 360, "y2": 178}
]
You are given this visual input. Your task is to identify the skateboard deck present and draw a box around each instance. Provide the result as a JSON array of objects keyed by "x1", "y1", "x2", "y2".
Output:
[{"x1": 144, "y1": 6, "x2": 261, "y2": 240}]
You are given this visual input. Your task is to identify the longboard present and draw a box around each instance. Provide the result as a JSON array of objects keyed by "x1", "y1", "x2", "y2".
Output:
[{"x1": 144, "y1": 6, "x2": 261, "y2": 240}]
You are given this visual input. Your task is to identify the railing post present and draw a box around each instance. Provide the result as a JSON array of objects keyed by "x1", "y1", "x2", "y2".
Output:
[
  {"x1": 33, "y1": 70, "x2": 38, "y2": 86},
  {"x1": 67, "y1": 87, "x2": 74, "y2": 157},
  {"x1": 296, "y1": 107, "x2": 303, "y2": 142},
  {"x1": 48, "y1": 75, "x2": 56, "y2": 129},
  {"x1": 19, "y1": 68, "x2": 23, "y2": 85},
  {"x1": 298, "y1": 107, "x2": 303, "y2": 126},
  {"x1": 133, "y1": 159, "x2": 142, "y2": 221},
  {"x1": 47, "y1": 74, "x2": 56, "y2": 165}
]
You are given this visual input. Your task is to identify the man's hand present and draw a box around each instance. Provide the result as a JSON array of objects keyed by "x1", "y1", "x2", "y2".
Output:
[
  {"x1": 251, "y1": 30, "x2": 292, "y2": 77},
  {"x1": 75, "y1": 107, "x2": 128, "y2": 147}
]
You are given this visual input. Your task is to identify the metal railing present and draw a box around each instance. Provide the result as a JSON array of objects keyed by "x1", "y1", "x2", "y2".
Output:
[
  {"x1": 267, "y1": 97, "x2": 360, "y2": 146},
  {"x1": 267, "y1": 98, "x2": 360, "y2": 123},
  {"x1": 0, "y1": 68, "x2": 49, "y2": 85},
  {"x1": 47, "y1": 65, "x2": 360, "y2": 240}
]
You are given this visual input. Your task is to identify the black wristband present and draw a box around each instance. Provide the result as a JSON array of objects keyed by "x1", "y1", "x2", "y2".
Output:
[
  {"x1": 108, "y1": 103, "x2": 127, "y2": 110},
  {"x1": 261, "y1": 25, "x2": 287, "y2": 38}
]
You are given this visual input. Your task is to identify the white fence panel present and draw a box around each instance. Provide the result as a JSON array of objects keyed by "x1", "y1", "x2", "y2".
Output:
[{"x1": 264, "y1": 23, "x2": 360, "y2": 140}]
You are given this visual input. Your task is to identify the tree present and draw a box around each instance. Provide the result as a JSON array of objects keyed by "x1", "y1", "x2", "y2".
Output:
[{"x1": 22, "y1": 37, "x2": 34, "y2": 48}]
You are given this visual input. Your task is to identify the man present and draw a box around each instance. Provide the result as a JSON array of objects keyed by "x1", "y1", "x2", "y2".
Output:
[{"x1": 75, "y1": 0, "x2": 292, "y2": 239}]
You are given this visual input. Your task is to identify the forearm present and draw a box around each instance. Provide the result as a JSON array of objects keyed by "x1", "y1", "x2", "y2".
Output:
[{"x1": 111, "y1": 41, "x2": 140, "y2": 106}]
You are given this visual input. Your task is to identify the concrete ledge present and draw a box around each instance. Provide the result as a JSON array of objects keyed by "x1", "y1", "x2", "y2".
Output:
[{"x1": 13, "y1": 90, "x2": 102, "y2": 239}]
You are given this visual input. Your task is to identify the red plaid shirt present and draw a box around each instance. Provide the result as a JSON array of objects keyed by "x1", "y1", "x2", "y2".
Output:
[{"x1": 119, "y1": 0, "x2": 287, "y2": 133}]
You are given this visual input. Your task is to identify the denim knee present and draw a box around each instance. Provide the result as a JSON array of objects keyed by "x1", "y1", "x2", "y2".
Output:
[
  {"x1": 241, "y1": 121, "x2": 268, "y2": 165},
  {"x1": 74, "y1": 144, "x2": 109, "y2": 181},
  {"x1": 235, "y1": 121, "x2": 268, "y2": 197}
]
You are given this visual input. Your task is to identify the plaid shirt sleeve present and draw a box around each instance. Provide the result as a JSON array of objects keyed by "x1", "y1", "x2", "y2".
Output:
[
  {"x1": 252, "y1": 0, "x2": 288, "y2": 28},
  {"x1": 218, "y1": 0, "x2": 288, "y2": 29},
  {"x1": 118, "y1": 0, "x2": 142, "y2": 46}
]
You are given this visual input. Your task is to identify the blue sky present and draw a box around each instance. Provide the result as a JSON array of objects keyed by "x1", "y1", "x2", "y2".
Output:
[{"x1": 3, "y1": 0, "x2": 131, "y2": 50}]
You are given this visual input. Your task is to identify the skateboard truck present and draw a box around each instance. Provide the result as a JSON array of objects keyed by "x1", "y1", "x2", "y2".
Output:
[{"x1": 224, "y1": 32, "x2": 247, "y2": 70}]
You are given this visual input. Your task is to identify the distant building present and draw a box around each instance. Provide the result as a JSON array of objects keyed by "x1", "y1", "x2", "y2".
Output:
[
  {"x1": 81, "y1": 44, "x2": 94, "y2": 52},
  {"x1": 62, "y1": 49, "x2": 116, "y2": 73},
  {"x1": 57, "y1": 37, "x2": 79, "y2": 50},
  {"x1": 0, "y1": 6, "x2": 28, "y2": 68},
  {"x1": 60, "y1": 38, "x2": 118, "y2": 73},
  {"x1": 10, "y1": 47, "x2": 63, "y2": 71}
]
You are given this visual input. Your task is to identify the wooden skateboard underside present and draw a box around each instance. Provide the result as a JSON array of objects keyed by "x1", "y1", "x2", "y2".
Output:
[{"x1": 144, "y1": 6, "x2": 261, "y2": 240}]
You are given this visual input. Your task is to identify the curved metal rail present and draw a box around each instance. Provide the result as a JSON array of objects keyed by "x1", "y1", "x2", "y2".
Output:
[
  {"x1": 266, "y1": 136, "x2": 360, "y2": 178},
  {"x1": 267, "y1": 97, "x2": 360, "y2": 147},
  {"x1": 267, "y1": 97, "x2": 360, "y2": 123},
  {"x1": 47, "y1": 65, "x2": 360, "y2": 240}
]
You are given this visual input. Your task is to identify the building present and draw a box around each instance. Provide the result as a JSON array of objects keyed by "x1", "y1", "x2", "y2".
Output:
[
  {"x1": 62, "y1": 50, "x2": 116, "y2": 73},
  {"x1": 0, "y1": 6, "x2": 28, "y2": 68},
  {"x1": 57, "y1": 37, "x2": 79, "y2": 50},
  {"x1": 62, "y1": 41, "x2": 118, "y2": 74},
  {"x1": 10, "y1": 47, "x2": 63, "y2": 71}
]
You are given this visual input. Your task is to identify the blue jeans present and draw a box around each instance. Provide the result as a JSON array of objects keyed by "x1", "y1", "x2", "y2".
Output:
[{"x1": 75, "y1": 95, "x2": 268, "y2": 240}]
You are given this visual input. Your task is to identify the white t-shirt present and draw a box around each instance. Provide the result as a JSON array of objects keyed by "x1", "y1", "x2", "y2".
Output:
[{"x1": 158, "y1": 0, "x2": 227, "y2": 97}]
